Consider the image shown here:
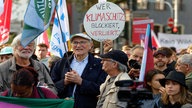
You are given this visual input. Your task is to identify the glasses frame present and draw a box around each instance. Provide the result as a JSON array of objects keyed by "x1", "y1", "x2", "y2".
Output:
[{"x1": 72, "y1": 41, "x2": 89, "y2": 46}]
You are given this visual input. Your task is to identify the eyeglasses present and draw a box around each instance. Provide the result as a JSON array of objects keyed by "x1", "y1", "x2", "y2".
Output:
[{"x1": 72, "y1": 41, "x2": 88, "y2": 46}]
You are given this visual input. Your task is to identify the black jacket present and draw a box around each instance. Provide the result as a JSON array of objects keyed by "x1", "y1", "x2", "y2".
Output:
[{"x1": 155, "y1": 100, "x2": 182, "y2": 108}]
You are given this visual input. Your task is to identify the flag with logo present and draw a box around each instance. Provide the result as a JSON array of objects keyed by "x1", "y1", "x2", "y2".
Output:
[
  {"x1": 139, "y1": 24, "x2": 154, "y2": 82},
  {"x1": 50, "y1": 0, "x2": 70, "y2": 58},
  {"x1": 0, "y1": 96, "x2": 74, "y2": 108},
  {"x1": 21, "y1": 0, "x2": 55, "y2": 47},
  {"x1": 0, "y1": 0, "x2": 12, "y2": 45}
]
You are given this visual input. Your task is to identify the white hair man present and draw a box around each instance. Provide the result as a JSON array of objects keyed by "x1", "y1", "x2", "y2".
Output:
[
  {"x1": 176, "y1": 54, "x2": 192, "y2": 92},
  {"x1": 0, "y1": 34, "x2": 57, "y2": 94}
]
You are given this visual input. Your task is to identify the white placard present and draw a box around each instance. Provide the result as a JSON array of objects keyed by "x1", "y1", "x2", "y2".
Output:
[
  {"x1": 158, "y1": 33, "x2": 192, "y2": 51},
  {"x1": 83, "y1": 2, "x2": 125, "y2": 42}
]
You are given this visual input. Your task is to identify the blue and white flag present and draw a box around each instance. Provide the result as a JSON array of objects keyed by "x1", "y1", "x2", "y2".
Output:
[
  {"x1": 50, "y1": 0, "x2": 70, "y2": 58},
  {"x1": 21, "y1": 0, "x2": 55, "y2": 47}
]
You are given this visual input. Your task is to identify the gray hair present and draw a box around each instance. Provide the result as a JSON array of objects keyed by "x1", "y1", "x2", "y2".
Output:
[
  {"x1": 130, "y1": 45, "x2": 144, "y2": 54},
  {"x1": 178, "y1": 54, "x2": 192, "y2": 67},
  {"x1": 11, "y1": 34, "x2": 36, "y2": 49},
  {"x1": 117, "y1": 61, "x2": 128, "y2": 72}
]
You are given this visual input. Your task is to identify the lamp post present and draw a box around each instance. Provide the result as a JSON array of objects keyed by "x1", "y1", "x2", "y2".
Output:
[
  {"x1": 127, "y1": 0, "x2": 133, "y2": 46},
  {"x1": 119, "y1": 0, "x2": 133, "y2": 46},
  {"x1": 174, "y1": 0, "x2": 178, "y2": 29}
]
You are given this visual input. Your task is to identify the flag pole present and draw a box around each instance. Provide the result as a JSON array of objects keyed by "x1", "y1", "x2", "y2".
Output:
[{"x1": 53, "y1": 0, "x2": 71, "y2": 69}]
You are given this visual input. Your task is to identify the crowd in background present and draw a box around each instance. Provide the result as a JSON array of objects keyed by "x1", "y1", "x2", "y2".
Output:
[{"x1": 0, "y1": 33, "x2": 192, "y2": 108}]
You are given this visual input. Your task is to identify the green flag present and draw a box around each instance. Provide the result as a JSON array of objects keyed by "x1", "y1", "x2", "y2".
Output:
[
  {"x1": 21, "y1": 0, "x2": 55, "y2": 47},
  {"x1": 0, "y1": 96, "x2": 74, "y2": 108}
]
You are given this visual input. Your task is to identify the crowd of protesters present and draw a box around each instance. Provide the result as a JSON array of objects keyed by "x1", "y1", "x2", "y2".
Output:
[{"x1": 0, "y1": 32, "x2": 192, "y2": 108}]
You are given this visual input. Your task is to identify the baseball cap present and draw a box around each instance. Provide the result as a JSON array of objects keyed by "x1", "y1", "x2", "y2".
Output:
[
  {"x1": 71, "y1": 33, "x2": 92, "y2": 41},
  {"x1": 153, "y1": 49, "x2": 167, "y2": 57},
  {"x1": 0, "y1": 46, "x2": 13, "y2": 56},
  {"x1": 100, "y1": 50, "x2": 128, "y2": 67}
]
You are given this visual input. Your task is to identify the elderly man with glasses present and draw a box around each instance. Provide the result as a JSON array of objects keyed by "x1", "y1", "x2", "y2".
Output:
[
  {"x1": 97, "y1": 50, "x2": 131, "y2": 108},
  {"x1": 51, "y1": 33, "x2": 107, "y2": 108}
]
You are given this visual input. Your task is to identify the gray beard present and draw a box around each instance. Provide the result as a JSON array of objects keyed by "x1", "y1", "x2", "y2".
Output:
[{"x1": 16, "y1": 50, "x2": 33, "y2": 59}]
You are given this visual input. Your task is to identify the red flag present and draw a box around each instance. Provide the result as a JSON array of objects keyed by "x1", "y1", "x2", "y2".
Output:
[
  {"x1": 36, "y1": 30, "x2": 50, "y2": 56},
  {"x1": 36, "y1": 31, "x2": 49, "y2": 47},
  {"x1": 0, "y1": 0, "x2": 3, "y2": 15},
  {"x1": 0, "y1": 0, "x2": 12, "y2": 45},
  {"x1": 139, "y1": 24, "x2": 154, "y2": 82},
  {"x1": 151, "y1": 30, "x2": 161, "y2": 48}
]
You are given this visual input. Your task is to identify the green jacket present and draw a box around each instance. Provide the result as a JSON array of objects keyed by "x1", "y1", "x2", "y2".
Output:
[{"x1": 186, "y1": 72, "x2": 192, "y2": 92}]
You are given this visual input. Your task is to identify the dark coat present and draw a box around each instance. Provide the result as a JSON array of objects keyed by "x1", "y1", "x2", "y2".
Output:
[
  {"x1": 51, "y1": 53, "x2": 107, "y2": 108},
  {"x1": 155, "y1": 100, "x2": 182, "y2": 108}
]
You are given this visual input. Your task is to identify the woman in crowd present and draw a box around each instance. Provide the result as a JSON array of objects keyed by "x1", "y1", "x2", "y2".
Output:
[
  {"x1": 1, "y1": 67, "x2": 58, "y2": 98},
  {"x1": 155, "y1": 71, "x2": 192, "y2": 108},
  {"x1": 141, "y1": 69, "x2": 165, "y2": 108}
]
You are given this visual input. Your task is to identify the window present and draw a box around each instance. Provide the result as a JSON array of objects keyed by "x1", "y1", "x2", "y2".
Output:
[
  {"x1": 172, "y1": 0, "x2": 183, "y2": 10},
  {"x1": 137, "y1": 0, "x2": 148, "y2": 10},
  {"x1": 155, "y1": 0, "x2": 165, "y2": 10},
  {"x1": 154, "y1": 24, "x2": 163, "y2": 36}
]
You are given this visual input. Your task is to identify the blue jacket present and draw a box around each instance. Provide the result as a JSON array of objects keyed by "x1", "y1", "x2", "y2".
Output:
[{"x1": 51, "y1": 53, "x2": 107, "y2": 108}]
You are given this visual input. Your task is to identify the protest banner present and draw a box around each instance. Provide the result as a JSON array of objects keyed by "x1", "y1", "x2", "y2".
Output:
[
  {"x1": 132, "y1": 19, "x2": 154, "y2": 44},
  {"x1": 158, "y1": 33, "x2": 192, "y2": 51}
]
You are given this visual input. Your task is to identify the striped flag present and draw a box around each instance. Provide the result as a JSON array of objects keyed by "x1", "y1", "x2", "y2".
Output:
[
  {"x1": 0, "y1": 96, "x2": 74, "y2": 108},
  {"x1": 151, "y1": 30, "x2": 161, "y2": 48},
  {"x1": 50, "y1": 0, "x2": 70, "y2": 58},
  {"x1": 0, "y1": 0, "x2": 12, "y2": 45},
  {"x1": 21, "y1": 0, "x2": 55, "y2": 47},
  {"x1": 139, "y1": 24, "x2": 154, "y2": 82},
  {"x1": 140, "y1": 30, "x2": 161, "y2": 49}
]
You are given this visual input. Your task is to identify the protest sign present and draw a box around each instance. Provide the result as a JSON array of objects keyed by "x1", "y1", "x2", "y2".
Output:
[{"x1": 83, "y1": 2, "x2": 125, "y2": 42}]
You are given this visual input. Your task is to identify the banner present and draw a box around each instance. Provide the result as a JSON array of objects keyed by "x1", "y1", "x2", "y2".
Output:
[
  {"x1": 158, "y1": 33, "x2": 192, "y2": 51},
  {"x1": 0, "y1": 96, "x2": 74, "y2": 108},
  {"x1": 0, "y1": 0, "x2": 12, "y2": 45},
  {"x1": 21, "y1": 0, "x2": 55, "y2": 47},
  {"x1": 132, "y1": 19, "x2": 154, "y2": 44},
  {"x1": 50, "y1": 0, "x2": 70, "y2": 58}
]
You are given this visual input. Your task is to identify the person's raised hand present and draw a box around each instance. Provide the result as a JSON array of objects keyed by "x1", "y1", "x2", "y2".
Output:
[{"x1": 103, "y1": 39, "x2": 113, "y2": 54}]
